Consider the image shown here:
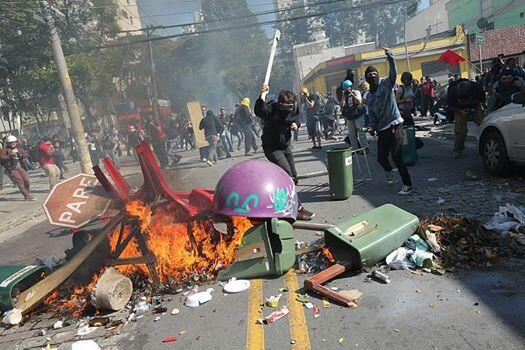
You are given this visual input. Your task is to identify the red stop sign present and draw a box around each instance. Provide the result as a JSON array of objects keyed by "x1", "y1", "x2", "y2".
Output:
[{"x1": 43, "y1": 174, "x2": 112, "y2": 229}]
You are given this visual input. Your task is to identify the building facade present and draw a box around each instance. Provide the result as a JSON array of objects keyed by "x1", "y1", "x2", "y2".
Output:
[
  {"x1": 406, "y1": 0, "x2": 450, "y2": 42},
  {"x1": 302, "y1": 26, "x2": 470, "y2": 95},
  {"x1": 116, "y1": 0, "x2": 142, "y2": 33},
  {"x1": 447, "y1": 0, "x2": 525, "y2": 34}
]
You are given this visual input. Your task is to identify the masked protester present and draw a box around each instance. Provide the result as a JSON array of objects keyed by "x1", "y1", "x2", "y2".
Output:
[
  {"x1": 255, "y1": 84, "x2": 315, "y2": 221},
  {"x1": 447, "y1": 79, "x2": 486, "y2": 158},
  {"x1": 396, "y1": 72, "x2": 416, "y2": 126},
  {"x1": 492, "y1": 67, "x2": 525, "y2": 111},
  {"x1": 238, "y1": 98, "x2": 259, "y2": 155},
  {"x1": 366, "y1": 49, "x2": 414, "y2": 196},
  {"x1": 0, "y1": 136, "x2": 34, "y2": 200},
  {"x1": 199, "y1": 110, "x2": 224, "y2": 166}
]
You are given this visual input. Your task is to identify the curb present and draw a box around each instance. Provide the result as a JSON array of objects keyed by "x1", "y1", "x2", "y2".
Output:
[{"x1": 428, "y1": 130, "x2": 477, "y2": 142}]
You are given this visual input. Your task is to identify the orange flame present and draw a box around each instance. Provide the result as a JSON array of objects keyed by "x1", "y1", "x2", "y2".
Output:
[
  {"x1": 110, "y1": 201, "x2": 253, "y2": 285},
  {"x1": 321, "y1": 244, "x2": 336, "y2": 263}
]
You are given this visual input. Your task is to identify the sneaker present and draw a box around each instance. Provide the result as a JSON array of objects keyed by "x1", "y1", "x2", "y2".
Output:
[
  {"x1": 297, "y1": 208, "x2": 315, "y2": 221},
  {"x1": 206, "y1": 160, "x2": 214, "y2": 166},
  {"x1": 398, "y1": 185, "x2": 414, "y2": 195},
  {"x1": 385, "y1": 171, "x2": 394, "y2": 184},
  {"x1": 452, "y1": 150, "x2": 461, "y2": 159},
  {"x1": 25, "y1": 196, "x2": 37, "y2": 201}
]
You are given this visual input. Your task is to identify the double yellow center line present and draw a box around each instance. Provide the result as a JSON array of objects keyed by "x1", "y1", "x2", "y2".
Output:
[{"x1": 246, "y1": 271, "x2": 311, "y2": 350}]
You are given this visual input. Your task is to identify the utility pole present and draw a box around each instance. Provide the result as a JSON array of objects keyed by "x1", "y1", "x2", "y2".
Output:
[
  {"x1": 41, "y1": 1, "x2": 93, "y2": 173},
  {"x1": 146, "y1": 26, "x2": 161, "y2": 123},
  {"x1": 403, "y1": 0, "x2": 411, "y2": 72}
]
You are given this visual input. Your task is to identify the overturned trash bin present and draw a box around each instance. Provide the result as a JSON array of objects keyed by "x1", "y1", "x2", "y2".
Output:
[
  {"x1": 0, "y1": 265, "x2": 50, "y2": 312},
  {"x1": 324, "y1": 204, "x2": 419, "y2": 268},
  {"x1": 217, "y1": 219, "x2": 296, "y2": 280},
  {"x1": 327, "y1": 147, "x2": 353, "y2": 200}
]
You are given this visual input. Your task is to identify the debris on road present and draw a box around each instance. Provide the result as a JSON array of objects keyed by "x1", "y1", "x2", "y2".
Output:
[
  {"x1": 313, "y1": 305, "x2": 320, "y2": 318},
  {"x1": 162, "y1": 336, "x2": 177, "y2": 343},
  {"x1": 386, "y1": 247, "x2": 415, "y2": 270},
  {"x1": 171, "y1": 307, "x2": 180, "y2": 315},
  {"x1": 263, "y1": 306, "x2": 290, "y2": 324},
  {"x1": 372, "y1": 270, "x2": 391, "y2": 284},
  {"x1": 71, "y1": 340, "x2": 101, "y2": 350},
  {"x1": 264, "y1": 293, "x2": 283, "y2": 308},
  {"x1": 338, "y1": 289, "x2": 363, "y2": 301},
  {"x1": 484, "y1": 203, "x2": 525, "y2": 233},
  {"x1": 185, "y1": 288, "x2": 214, "y2": 307},
  {"x1": 223, "y1": 278, "x2": 250, "y2": 293},
  {"x1": 2, "y1": 307, "x2": 22, "y2": 325}
]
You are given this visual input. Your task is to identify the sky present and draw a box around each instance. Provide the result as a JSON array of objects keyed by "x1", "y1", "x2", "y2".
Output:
[{"x1": 137, "y1": 0, "x2": 277, "y2": 37}]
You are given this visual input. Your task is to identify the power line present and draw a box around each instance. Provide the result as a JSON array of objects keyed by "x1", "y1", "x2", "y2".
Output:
[
  {"x1": 95, "y1": 0, "x2": 405, "y2": 49},
  {"x1": 113, "y1": 0, "x2": 353, "y2": 34}
]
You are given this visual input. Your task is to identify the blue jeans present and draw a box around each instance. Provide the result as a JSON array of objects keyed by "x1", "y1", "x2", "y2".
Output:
[{"x1": 219, "y1": 133, "x2": 232, "y2": 157}]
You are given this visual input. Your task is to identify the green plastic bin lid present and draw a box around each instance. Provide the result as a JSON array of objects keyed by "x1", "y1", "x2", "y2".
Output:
[{"x1": 0, "y1": 265, "x2": 50, "y2": 312}]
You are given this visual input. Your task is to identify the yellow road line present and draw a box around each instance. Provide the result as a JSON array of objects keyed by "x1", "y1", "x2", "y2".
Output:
[
  {"x1": 246, "y1": 279, "x2": 265, "y2": 350},
  {"x1": 285, "y1": 270, "x2": 311, "y2": 350}
]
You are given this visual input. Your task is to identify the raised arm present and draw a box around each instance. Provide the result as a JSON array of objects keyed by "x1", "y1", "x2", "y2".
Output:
[{"x1": 386, "y1": 49, "x2": 397, "y2": 88}]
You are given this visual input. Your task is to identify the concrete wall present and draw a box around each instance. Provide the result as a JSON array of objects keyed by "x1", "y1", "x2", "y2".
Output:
[
  {"x1": 116, "y1": 0, "x2": 142, "y2": 33},
  {"x1": 406, "y1": 0, "x2": 450, "y2": 41}
]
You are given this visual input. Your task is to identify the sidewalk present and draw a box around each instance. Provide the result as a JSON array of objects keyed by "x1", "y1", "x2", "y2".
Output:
[{"x1": 0, "y1": 158, "x2": 142, "y2": 243}]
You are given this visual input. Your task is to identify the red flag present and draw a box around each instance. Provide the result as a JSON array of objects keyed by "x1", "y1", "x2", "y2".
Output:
[{"x1": 438, "y1": 49, "x2": 465, "y2": 66}]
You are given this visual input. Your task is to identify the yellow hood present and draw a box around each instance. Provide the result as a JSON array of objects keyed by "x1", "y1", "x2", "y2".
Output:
[{"x1": 240, "y1": 98, "x2": 250, "y2": 107}]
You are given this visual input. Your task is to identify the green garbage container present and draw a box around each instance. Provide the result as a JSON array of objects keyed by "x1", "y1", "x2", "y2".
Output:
[
  {"x1": 217, "y1": 218, "x2": 296, "y2": 281},
  {"x1": 324, "y1": 204, "x2": 419, "y2": 269},
  {"x1": 401, "y1": 126, "x2": 418, "y2": 166},
  {"x1": 0, "y1": 265, "x2": 50, "y2": 312},
  {"x1": 327, "y1": 147, "x2": 353, "y2": 200}
]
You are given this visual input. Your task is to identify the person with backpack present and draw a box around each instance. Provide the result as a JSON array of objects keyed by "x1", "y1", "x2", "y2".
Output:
[
  {"x1": 396, "y1": 72, "x2": 416, "y2": 126},
  {"x1": 341, "y1": 80, "x2": 365, "y2": 151}
]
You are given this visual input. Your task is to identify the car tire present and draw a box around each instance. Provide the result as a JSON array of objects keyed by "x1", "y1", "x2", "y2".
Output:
[{"x1": 481, "y1": 130, "x2": 510, "y2": 176}]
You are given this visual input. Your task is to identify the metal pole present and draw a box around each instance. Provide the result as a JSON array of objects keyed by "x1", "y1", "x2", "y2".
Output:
[
  {"x1": 478, "y1": 44, "x2": 483, "y2": 72},
  {"x1": 42, "y1": 1, "x2": 93, "y2": 173},
  {"x1": 261, "y1": 29, "x2": 281, "y2": 101},
  {"x1": 404, "y1": 1, "x2": 410, "y2": 72},
  {"x1": 146, "y1": 27, "x2": 162, "y2": 123}
]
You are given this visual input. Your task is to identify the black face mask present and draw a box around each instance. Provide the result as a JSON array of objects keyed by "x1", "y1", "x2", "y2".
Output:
[
  {"x1": 366, "y1": 75, "x2": 379, "y2": 86},
  {"x1": 278, "y1": 102, "x2": 295, "y2": 112}
]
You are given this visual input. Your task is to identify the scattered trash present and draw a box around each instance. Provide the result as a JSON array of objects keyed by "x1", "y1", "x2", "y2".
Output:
[
  {"x1": 53, "y1": 320, "x2": 63, "y2": 329},
  {"x1": 484, "y1": 203, "x2": 525, "y2": 233},
  {"x1": 428, "y1": 224, "x2": 444, "y2": 232},
  {"x1": 394, "y1": 329, "x2": 400, "y2": 333},
  {"x1": 185, "y1": 288, "x2": 214, "y2": 307},
  {"x1": 436, "y1": 197, "x2": 446, "y2": 205},
  {"x1": 322, "y1": 299, "x2": 330, "y2": 308},
  {"x1": 223, "y1": 278, "x2": 251, "y2": 293},
  {"x1": 427, "y1": 178, "x2": 438, "y2": 182},
  {"x1": 410, "y1": 249, "x2": 434, "y2": 268},
  {"x1": 2, "y1": 308, "x2": 22, "y2": 325},
  {"x1": 88, "y1": 317, "x2": 110, "y2": 327},
  {"x1": 37, "y1": 329, "x2": 46, "y2": 336},
  {"x1": 338, "y1": 337, "x2": 344, "y2": 344},
  {"x1": 37, "y1": 257, "x2": 64, "y2": 270},
  {"x1": 278, "y1": 287, "x2": 289, "y2": 292},
  {"x1": 295, "y1": 294, "x2": 309, "y2": 305},
  {"x1": 264, "y1": 293, "x2": 283, "y2": 308},
  {"x1": 179, "y1": 330, "x2": 186, "y2": 335},
  {"x1": 77, "y1": 325, "x2": 98, "y2": 336},
  {"x1": 171, "y1": 308, "x2": 180, "y2": 315},
  {"x1": 134, "y1": 300, "x2": 150, "y2": 315},
  {"x1": 406, "y1": 234, "x2": 429, "y2": 251},
  {"x1": 330, "y1": 286, "x2": 339, "y2": 291},
  {"x1": 263, "y1": 306, "x2": 290, "y2": 324},
  {"x1": 290, "y1": 339, "x2": 297, "y2": 344},
  {"x1": 422, "y1": 230, "x2": 441, "y2": 253},
  {"x1": 71, "y1": 340, "x2": 101, "y2": 350},
  {"x1": 372, "y1": 270, "x2": 391, "y2": 284},
  {"x1": 162, "y1": 336, "x2": 177, "y2": 343},
  {"x1": 304, "y1": 302, "x2": 314, "y2": 309},
  {"x1": 386, "y1": 247, "x2": 415, "y2": 270},
  {"x1": 415, "y1": 289, "x2": 422, "y2": 294},
  {"x1": 313, "y1": 306, "x2": 320, "y2": 318},
  {"x1": 153, "y1": 306, "x2": 167, "y2": 314},
  {"x1": 153, "y1": 316, "x2": 161, "y2": 322}
]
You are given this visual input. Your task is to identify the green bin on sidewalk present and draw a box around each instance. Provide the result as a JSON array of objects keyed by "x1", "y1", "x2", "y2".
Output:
[{"x1": 327, "y1": 147, "x2": 353, "y2": 200}]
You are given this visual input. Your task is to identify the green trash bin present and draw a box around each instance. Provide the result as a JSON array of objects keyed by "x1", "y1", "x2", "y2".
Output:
[
  {"x1": 327, "y1": 147, "x2": 353, "y2": 200},
  {"x1": 0, "y1": 265, "x2": 50, "y2": 312},
  {"x1": 217, "y1": 219, "x2": 296, "y2": 281},
  {"x1": 401, "y1": 126, "x2": 418, "y2": 166}
]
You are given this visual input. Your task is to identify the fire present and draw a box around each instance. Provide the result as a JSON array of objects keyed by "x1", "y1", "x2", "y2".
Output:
[
  {"x1": 320, "y1": 244, "x2": 336, "y2": 263},
  {"x1": 110, "y1": 201, "x2": 253, "y2": 285},
  {"x1": 45, "y1": 271, "x2": 102, "y2": 318}
]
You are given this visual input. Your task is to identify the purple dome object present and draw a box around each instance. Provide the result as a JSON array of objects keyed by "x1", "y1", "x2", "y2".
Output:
[{"x1": 214, "y1": 160, "x2": 298, "y2": 220}]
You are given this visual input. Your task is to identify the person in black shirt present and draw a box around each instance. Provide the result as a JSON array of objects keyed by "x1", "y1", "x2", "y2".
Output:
[
  {"x1": 447, "y1": 79, "x2": 486, "y2": 158},
  {"x1": 301, "y1": 88, "x2": 322, "y2": 149},
  {"x1": 199, "y1": 110, "x2": 224, "y2": 165},
  {"x1": 255, "y1": 84, "x2": 315, "y2": 221}
]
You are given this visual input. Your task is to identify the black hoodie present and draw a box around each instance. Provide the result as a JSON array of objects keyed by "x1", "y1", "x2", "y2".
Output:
[{"x1": 254, "y1": 98, "x2": 301, "y2": 150}]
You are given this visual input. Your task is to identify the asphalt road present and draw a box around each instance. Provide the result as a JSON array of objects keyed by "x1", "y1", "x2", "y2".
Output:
[{"x1": 1, "y1": 127, "x2": 524, "y2": 350}]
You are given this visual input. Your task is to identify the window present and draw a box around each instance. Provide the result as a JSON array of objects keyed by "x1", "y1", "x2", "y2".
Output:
[
  {"x1": 121, "y1": 10, "x2": 128, "y2": 19},
  {"x1": 130, "y1": 16, "x2": 133, "y2": 24}
]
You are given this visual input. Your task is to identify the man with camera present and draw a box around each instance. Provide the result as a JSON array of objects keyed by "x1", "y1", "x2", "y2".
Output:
[{"x1": 447, "y1": 78, "x2": 486, "y2": 159}]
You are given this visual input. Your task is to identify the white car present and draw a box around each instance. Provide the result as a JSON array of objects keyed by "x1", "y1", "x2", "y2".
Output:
[{"x1": 478, "y1": 92, "x2": 525, "y2": 176}]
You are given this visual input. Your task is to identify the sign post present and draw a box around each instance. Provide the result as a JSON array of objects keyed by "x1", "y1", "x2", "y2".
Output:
[
  {"x1": 43, "y1": 174, "x2": 112, "y2": 229},
  {"x1": 475, "y1": 32, "x2": 484, "y2": 71}
]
